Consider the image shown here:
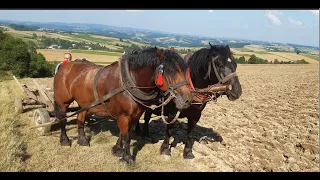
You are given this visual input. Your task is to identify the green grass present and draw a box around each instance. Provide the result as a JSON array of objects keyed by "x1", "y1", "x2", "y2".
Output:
[
  {"x1": 254, "y1": 51, "x2": 270, "y2": 54},
  {"x1": 9, "y1": 33, "x2": 41, "y2": 45},
  {"x1": 70, "y1": 34, "x2": 113, "y2": 44},
  {"x1": 234, "y1": 54, "x2": 254, "y2": 57},
  {"x1": 70, "y1": 49, "x2": 122, "y2": 56},
  {"x1": 301, "y1": 54, "x2": 319, "y2": 61},
  {"x1": 234, "y1": 48, "x2": 254, "y2": 52}
]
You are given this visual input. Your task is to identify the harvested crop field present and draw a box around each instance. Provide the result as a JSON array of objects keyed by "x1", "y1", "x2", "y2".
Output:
[
  {"x1": 231, "y1": 48, "x2": 319, "y2": 64},
  {"x1": 37, "y1": 49, "x2": 121, "y2": 63},
  {"x1": 0, "y1": 64, "x2": 318, "y2": 172}
]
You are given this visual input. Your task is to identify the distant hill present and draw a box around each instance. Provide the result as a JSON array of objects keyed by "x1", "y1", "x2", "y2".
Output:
[{"x1": 0, "y1": 19, "x2": 318, "y2": 53}]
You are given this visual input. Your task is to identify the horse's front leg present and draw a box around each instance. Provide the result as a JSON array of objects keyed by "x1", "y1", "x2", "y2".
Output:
[
  {"x1": 117, "y1": 115, "x2": 134, "y2": 165},
  {"x1": 183, "y1": 112, "x2": 201, "y2": 159},
  {"x1": 134, "y1": 110, "x2": 152, "y2": 138},
  {"x1": 160, "y1": 114, "x2": 176, "y2": 157}
]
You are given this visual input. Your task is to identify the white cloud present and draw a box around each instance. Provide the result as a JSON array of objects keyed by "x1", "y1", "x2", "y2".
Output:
[
  {"x1": 208, "y1": 10, "x2": 214, "y2": 12},
  {"x1": 271, "y1": 10, "x2": 283, "y2": 15},
  {"x1": 265, "y1": 10, "x2": 282, "y2": 25},
  {"x1": 239, "y1": 24, "x2": 249, "y2": 28},
  {"x1": 288, "y1": 17, "x2": 303, "y2": 26},
  {"x1": 307, "y1": 10, "x2": 319, "y2": 16},
  {"x1": 124, "y1": 10, "x2": 144, "y2": 12},
  {"x1": 300, "y1": 10, "x2": 319, "y2": 16}
]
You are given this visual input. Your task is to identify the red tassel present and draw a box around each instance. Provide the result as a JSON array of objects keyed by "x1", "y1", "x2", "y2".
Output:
[{"x1": 156, "y1": 73, "x2": 164, "y2": 86}]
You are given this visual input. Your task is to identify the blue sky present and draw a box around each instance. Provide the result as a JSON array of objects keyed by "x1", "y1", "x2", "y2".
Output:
[{"x1": 0, "y1": 10, "x2": 319, "y2": 47}]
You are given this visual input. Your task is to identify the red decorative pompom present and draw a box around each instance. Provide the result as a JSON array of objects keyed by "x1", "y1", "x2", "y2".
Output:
[
  {"x1": 61, "y1": 59, "x2": 70, "y2": 65},
  {"x1": 156, "y1": 73, "x2": 164, "y2": 86}
]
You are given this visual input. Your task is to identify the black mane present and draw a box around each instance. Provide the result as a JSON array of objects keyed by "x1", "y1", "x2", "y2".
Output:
[
  {"x1": 124, "y1": 47, "x2": 188, "y2": 77},
  {"x1": 187, "y1": 45, "x2": 233, "y2": 79}
]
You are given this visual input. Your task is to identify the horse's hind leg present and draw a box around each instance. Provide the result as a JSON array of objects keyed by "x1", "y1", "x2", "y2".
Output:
[
  {"x1": 77, "y1": 111, "x2": 90, "y2": 146},
  {"x1": 54, "y1": 101, "x2": 71, "y2": 146}
]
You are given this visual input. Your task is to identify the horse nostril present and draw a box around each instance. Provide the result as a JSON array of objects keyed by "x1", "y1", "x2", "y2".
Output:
[{"x1": 184, "y1": 100, "x2": 191, "y2": 107}]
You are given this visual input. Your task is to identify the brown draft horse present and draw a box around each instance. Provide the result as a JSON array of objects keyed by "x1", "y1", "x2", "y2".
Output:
[
  {"x1": 53, "y1": 47, "x2": 194, "y2": 164},
  {"x1": 135, "y1": 43, "x2": 243, "y2": 159}
]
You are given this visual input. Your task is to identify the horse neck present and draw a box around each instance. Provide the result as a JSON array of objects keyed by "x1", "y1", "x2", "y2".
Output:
[
  {"x1": 130, "y1": 66, "x2": 156, "y2": 93},
  {"x1": 188, "y1": 62, "x2": 211, "y2": 89}
]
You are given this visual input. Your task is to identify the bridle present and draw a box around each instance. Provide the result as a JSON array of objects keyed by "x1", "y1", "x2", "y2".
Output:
[
  {"x1": 153, "y1": 63, "x2": 191, "y2": 125},
  {"x1": 155, "y1": 64, "x2": 189, "y2": 99},
  {"x1": 192, "y1": 55, "x2": 238, "y2": 105},
  {"x1": 204, "y1": 55, "x2": 238, "y2": 85}
]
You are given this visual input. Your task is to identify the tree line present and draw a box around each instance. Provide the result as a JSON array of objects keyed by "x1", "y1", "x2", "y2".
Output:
[
  {"x1": 0, "y1": 30, "x2": 56, "y2": 78},
  {"x1": 234, "y1": 54, "x2": 309, "y2": 64}
]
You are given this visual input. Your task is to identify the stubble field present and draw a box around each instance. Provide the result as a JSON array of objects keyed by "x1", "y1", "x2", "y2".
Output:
[{"x1": 0, "y1": 64, "x2": 318, "y2": 172}]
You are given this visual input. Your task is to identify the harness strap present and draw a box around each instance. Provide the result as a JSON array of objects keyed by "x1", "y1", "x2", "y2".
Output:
[
  {"x1": 120, "y1": 57, "x2": 159, "y2": 101},
  {"x1": 56, "y1": 86, "x2": 125, "y2": 122},
  {"x1": 163, "y1": 80, "x2": 189, "y2": 96},
  {"x1": 93, "y1": 66, "x2": 115, "y2": 119}
]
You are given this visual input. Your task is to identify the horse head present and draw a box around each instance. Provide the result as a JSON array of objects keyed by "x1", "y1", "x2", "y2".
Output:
[
  {"x1": 206, "y1": 42, "x2": 242, "y2": 101},
  {"x1": 154, "y1": 47, "x2": 193, "y2": 110},
  {"x1": 125, "y1": 46, "x2": 193, "y2": 110},
  {"x1": 188, "y1": 43, "x2": 242, "y2": 101}
]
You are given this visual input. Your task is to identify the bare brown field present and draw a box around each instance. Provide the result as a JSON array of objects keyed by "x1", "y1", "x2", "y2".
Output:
[
  {"x1": 37, "y1": 49, "x2": 120, "y2": 63},
  {"x1": 1, "y1": 64, "x2": 318, "y2": 172}
]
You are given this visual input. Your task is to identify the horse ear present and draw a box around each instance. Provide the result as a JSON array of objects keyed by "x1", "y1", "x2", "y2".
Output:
[
  {"x1": 156, "y1": 48, "x2": 165, "y2": 60},
  {"x1": 226, "y1": 45, "x2": 230, "y2": 50},
  {"x1": 209, "y1": 42, "x2": 213, "y2": 48},
  {"x1": 154, "y1": 46, "x2": 158, "y2": 49}
]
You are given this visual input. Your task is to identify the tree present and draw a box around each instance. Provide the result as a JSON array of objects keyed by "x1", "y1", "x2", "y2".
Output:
[
  {"x1": 235, "y1": 56, "x2": 246, "y2": 64},
  {"x1": 248, "y1": 54, "x2": 258, "y2": 64},
  {"x1": 0, "y1": 33, "x2": 31, "y2": 77},
  {"x1": 32, "y1": 33, "x2": 37, "y2": 39},
  {"x1": 0, "y1": 31, "x2": 55, "y2": 78}
]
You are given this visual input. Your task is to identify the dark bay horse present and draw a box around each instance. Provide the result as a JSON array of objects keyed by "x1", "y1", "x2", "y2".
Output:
[
  {"x1": 135, "y1": 43, "x2": 242, "y2": 159},
  {"x1": 53, "y1": 47, "x2": 194, "y2": 164}
]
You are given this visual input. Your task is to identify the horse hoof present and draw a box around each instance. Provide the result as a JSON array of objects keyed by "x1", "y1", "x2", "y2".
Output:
[
  {"x1": 160, "y1": 148, "x2": 171, "y2": 156},
  {"x1": 183, "y1": 151, "x2": 195, "y2": 159},
  {"x1": 112, "y1": 146, "x2": 123, "y2": 157},
  {"x1": 60, "y1": 139, "x2": 71, "y2": 146},
  {"x1": 120, "y1": 156, "x2": 134, "y2": 165},
  {"x1": 77, "y1": 138, "x2": 90, "y2": 146}
]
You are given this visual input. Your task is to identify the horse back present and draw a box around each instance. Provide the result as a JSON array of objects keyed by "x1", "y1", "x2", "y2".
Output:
[{"x1": 54, "y1": 61, "x2": 121, "y2": 107}]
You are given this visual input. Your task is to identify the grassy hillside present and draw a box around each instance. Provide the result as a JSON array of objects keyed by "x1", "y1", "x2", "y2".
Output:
[{"x1": 2, "y1": 25, "x2": 318, "y2": 65}]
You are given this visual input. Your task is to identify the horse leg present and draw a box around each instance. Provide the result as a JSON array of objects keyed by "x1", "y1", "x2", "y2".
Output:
[
  {"x1": 117, "y1": 116, "x2": 134, "y2": 165},
  {"x1": 112, "y1": 135, "x2": 123, "y2": 157},
  {"x1": 134, "y1": 120, "x2": 141, "y2": 136},
  {"x1": 54, "y1": 101, "x2": 71, "y2": 146},
  {"x1": 160, "y1": 114, "x2": 176, "y2": 156},
  {"x1": 141, "y1": 110, "x2": 152, "y2": 138},
  {"x1": 77, "y1": 111, "x2": 90, "y2": 146},
  {"x1": 183, "y1": 113, "x2": 201, "y2": 159}
]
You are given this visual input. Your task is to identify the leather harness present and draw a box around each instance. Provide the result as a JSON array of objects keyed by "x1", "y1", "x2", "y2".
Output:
[{"x1": 61, "y1": 56, "x2": 189, "y2": 121}]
